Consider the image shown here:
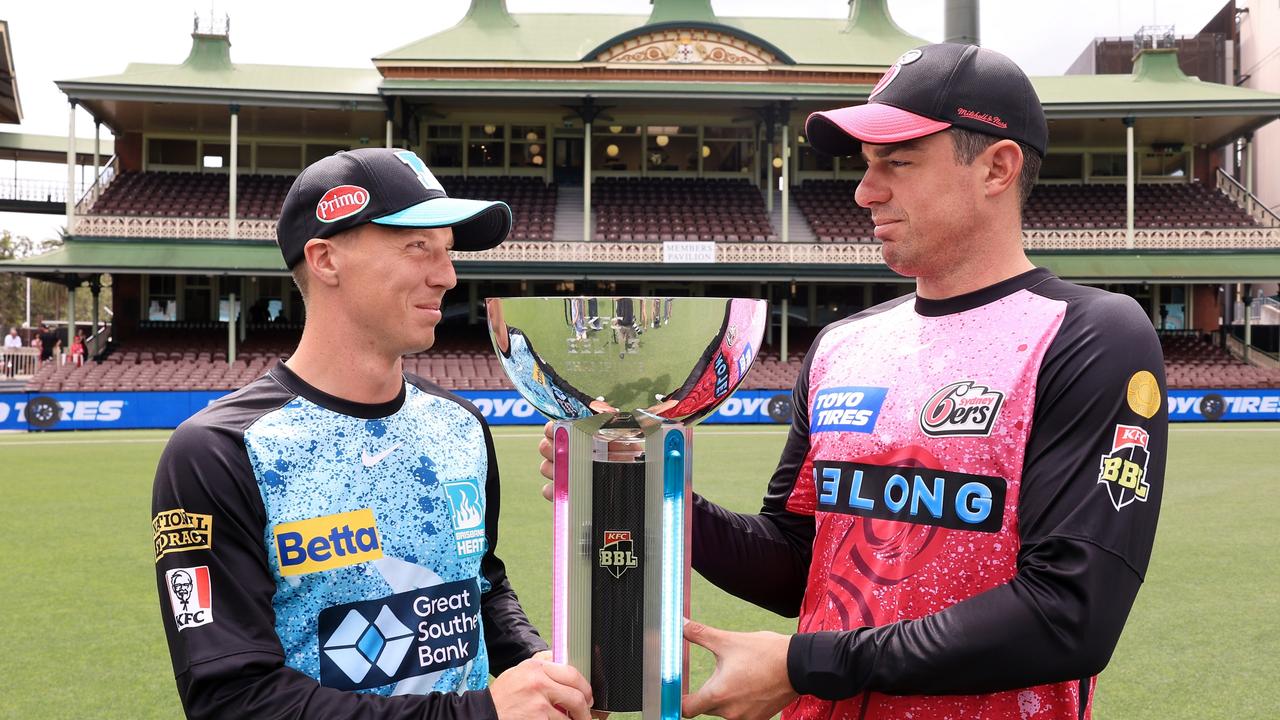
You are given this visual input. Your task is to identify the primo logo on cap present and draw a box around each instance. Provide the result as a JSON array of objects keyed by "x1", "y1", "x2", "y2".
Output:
[{"x1": 316, "y1": 185, "x2": 370, "y2": 223}]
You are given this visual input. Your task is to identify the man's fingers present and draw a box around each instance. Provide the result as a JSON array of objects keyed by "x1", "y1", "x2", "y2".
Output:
[
  {"x1": 681, "y1": 687, "x2": 718, "y2": 719},
  {"x1": 541, "y1": 660, "x2": 594, "y2": 705},
  {"x1": 541, "y1": 481, "x2": 553, "y2": 502},
  {"x1": 543, "y1": 679, "x2": 591, "y2": 720},
  {"x1": 544, "y1": 421, "x2": 555, "y2": 441},
  {"x1": 682, "y1": 618, "x2": 722, "y2": 653},
  {"x1": 539, "y1": 437, "x2": 554, "y2": 463}
]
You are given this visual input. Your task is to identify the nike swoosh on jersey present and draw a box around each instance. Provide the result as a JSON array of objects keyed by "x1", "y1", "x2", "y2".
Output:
[{"x1": 361, "y1": 443, "x2": 403, "y2": 467}]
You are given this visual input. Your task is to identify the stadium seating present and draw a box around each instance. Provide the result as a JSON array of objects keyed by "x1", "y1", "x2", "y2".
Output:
[
  {"x1": 437, "y1": 177, "x2": 557, "y2": 242},
  {"x1": 592, "y1": 178, "x2": 773, "y2": 242},
  {"x1": 87, "y1": 172, "x2": 558, "y2": 240},
  {"x1": 794, "y1": 180, "x2": 1261, "y2": 242},
  {"x1": 1159, "y1": 332, "x2": 1280, "y2": 389}
]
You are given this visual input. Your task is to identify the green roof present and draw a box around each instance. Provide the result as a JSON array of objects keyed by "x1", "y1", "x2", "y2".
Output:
[
  {"x1": 1034, "y1": 50, "x2": 1280, "y2": 110},
  {"x1": 375, "y1": 0, "x2": 924, "y2": 67},
  {"x1": 378, "y1": 78, "x2": 874, "y2": 101},
  {"x1": 4, "y1": 240, "x2": 1277, "y2": 283},
  {"x1": 57, "y1": 33, "x2": 382, "y2": 105}
]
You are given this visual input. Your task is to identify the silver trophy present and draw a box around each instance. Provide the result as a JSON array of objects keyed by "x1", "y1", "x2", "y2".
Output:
[{"x1": 486, "y1": 297, "x2": 768, "y2": 719}]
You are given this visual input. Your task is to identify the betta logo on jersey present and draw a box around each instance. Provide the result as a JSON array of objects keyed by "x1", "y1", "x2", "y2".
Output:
[
  {"x1": 315, "y1": 185, "x2": 370, "y2": 223},
  {"x1": 811, "y1": 386, "x2": 888, "y2": 433},
  {"x1": 166, "y1": 566, "x2": 213, "y2": 630},
  {"x1": 1098, "y1": 424, "x2": 1151, "y2": 511},
  {"x1": 919, "y1": 380, "x2": 1005, "y2": 437},
  {"x1": 273, "y1": 508, "x2": 384, "y2": 577},
  {"x1": 598, "y1": 530, "x2": 638, "y2": 578}
]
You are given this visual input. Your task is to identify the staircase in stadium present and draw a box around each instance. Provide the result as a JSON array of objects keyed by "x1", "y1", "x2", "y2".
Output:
[
  {"x1": 555, "y1": 185, "x2": 587, "y2": 242},
  {"x1": 770, "y1": 190, "x2": 816, "y2": 244}
]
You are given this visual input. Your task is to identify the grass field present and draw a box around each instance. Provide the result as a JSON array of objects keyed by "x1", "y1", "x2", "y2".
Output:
[{"x1": 1, "y1": 424, "x2": 1276, "y2": 719}]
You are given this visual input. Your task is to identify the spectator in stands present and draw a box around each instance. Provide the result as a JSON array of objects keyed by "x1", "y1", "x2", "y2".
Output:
[
  {"x1": 151, "y1": 148, "x2": 592, "y2": 720},
  {"x1": 248, "y1": 298, "x2": 269, "y2": 325},
  {"x1": 3, "y1": 326, "x2": 21, "y2": 378},
  {"x1": 37, "y1": 323, "x2": 59, "y2": 362},
  {"x1": 539, "y1": 44, "x2": 1166, "y2": 720},
  {"x1": 69, "y1": 330, "x2": 86, "y2": 367}
]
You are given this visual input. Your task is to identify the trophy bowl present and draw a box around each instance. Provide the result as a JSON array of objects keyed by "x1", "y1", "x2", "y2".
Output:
[{"x1": 485, "y1": 297, "x2": 767, "y2": 719}]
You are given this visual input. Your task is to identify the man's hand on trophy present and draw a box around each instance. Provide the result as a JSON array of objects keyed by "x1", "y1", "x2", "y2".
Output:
[
  {"x1": 681, "y1": 619, "x2": 797, "y2": 720},
  {"x1": 491, "y1": 655, "x2": 594, "y2": 720},
  {"x1": 538, "y1": 422, "x2": 642, "y2": 500}
]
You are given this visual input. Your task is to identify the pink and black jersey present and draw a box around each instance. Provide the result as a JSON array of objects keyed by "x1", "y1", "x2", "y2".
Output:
[{"x1": 694, "y1": 268, "x2": 1166, "y2": 720}]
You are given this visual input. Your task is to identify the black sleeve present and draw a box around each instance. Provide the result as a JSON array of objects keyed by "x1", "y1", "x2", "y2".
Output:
[
  {"x1": 475, "y1": 415, "x2": 550, "y2": 673},
  {"x1": 691, "y1": 348, "x2": 817, "y2": 618},
  {"x1": 787, "y1": 290, "x2": 1167, "y2": 698},
  {"x1": 154, "y1": 416, "x2": 500, "y2": 720}
]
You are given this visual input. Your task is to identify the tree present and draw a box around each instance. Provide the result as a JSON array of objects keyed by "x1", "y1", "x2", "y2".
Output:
[{"x1": 0, "y1": 230, "x2": 62, "y2": 330}]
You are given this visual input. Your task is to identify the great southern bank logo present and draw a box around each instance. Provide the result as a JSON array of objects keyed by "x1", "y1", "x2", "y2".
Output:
[
  {"x1": 443, "y1": 480, "x2": 486, "y2": 558},
  {"x1": 318, "y1": 578, "x2": 481, "y2": 691}
]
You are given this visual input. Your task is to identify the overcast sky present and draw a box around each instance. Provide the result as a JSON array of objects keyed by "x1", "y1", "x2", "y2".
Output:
[{"x1": 0, "y1": 0, "x2": 1232, "y2": 240}]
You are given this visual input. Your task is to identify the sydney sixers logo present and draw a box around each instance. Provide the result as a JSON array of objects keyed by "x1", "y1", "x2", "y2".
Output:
[{"x1": 919, "y1": 380, "x2": 1004, "y2": 437}]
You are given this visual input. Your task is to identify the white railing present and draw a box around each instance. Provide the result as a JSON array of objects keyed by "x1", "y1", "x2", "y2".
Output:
[
  {"x1": 0, "y1": 178, "x2": 75, "y2": 204},
  {"x1": 71, "y1": 214, "x2": 278, "y2": 241},
  {"x1": 1, "y1": 348, "x2": 40, "y2": 380},
  {"x1": 75, "y1": 155, "x2": 120, "y2": 214},
  {"x1": 1217, "y1": 168, "x2": 1280, "y2": 229},
  {"x1": 64, "y1": 215, "x2": 1280, "y2": 260},
  {"x1": 1022, "y1": 227, "x2": 1280, "y2": 250}
]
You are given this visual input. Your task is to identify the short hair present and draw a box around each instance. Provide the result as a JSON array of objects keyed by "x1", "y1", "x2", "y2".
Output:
[
  {"x1": 290, "y1": 265, "x2": 309, "y2": 302},
  {"x1": 948, "y1": 128, "x2": 1041, "y2": 211}
]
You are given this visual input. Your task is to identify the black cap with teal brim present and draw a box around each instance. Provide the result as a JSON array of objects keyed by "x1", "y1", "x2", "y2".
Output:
[{"x1": 276, "y1": 147, "x2": 512, "y2": 269}]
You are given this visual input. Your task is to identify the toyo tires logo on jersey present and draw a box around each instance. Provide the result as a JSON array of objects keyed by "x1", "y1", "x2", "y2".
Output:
[{"x1": 919, "y1": 380, "x2": 1004, "y2": 437}]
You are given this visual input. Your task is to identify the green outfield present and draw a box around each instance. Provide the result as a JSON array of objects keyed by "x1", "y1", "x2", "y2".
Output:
[{"x1": 0, "y1": 424, "x2": 1275, "y2": 719}]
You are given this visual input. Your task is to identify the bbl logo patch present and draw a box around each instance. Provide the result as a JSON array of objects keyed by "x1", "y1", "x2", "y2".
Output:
[
  {"x1": 920, "y1": 380, "x2": 1004, "y2": 437},
  {"x1": 598, "y1": 530, "x2": 638, "y2": 579},
  {"x1": 1098, "y1": 424, "x2": 1151, "y2": 511},
  {"x1": 165, "y1": 566, "x2": 213, "y2": 631}
]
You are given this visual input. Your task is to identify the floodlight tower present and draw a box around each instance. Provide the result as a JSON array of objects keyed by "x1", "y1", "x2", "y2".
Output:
[{"x1": 945, "y1": 0, "x2": 980, "y2": 46}]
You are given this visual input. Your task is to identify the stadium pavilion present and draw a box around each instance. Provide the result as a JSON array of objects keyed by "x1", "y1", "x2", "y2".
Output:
[{"x1": 1, "y1": 0, "x2": 1279, "y2": 408}]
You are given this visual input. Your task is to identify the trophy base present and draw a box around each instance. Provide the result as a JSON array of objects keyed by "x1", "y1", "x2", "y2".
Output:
[{"x1": 552, "y1": 419, "x2": 691, "y2": 719}]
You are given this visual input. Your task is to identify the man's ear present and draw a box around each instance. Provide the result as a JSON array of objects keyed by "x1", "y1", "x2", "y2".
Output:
[
  {"x1": 982, "y1": 139, "x2": 1024, "y2": 202},
  {"x1": 301, "y1": 237, "x2": 341, "y2": 289}
]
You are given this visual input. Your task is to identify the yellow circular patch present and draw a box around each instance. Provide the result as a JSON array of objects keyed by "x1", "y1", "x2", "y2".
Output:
[{"x1": 1126, "y1": 370, "x2": 1161, "y2": 419}]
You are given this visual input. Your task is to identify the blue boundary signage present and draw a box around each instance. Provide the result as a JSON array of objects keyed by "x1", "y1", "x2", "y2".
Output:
[{"x1": 0, "y1": 388, "x2": 1275, "y2": 431}]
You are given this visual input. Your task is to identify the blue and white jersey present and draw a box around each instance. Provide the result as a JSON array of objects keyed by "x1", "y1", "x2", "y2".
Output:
[
  {"x1": 152, "y1": 362, "x2": 546, "y2": 719},
  {"x1": 497, "y1": 328, "x2": 591, "y2": 420}
]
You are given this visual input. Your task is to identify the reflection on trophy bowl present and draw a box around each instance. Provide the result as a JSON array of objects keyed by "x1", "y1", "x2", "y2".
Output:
[{"x1": 485, "y1": 296, "x2": 769, "y2": 430}]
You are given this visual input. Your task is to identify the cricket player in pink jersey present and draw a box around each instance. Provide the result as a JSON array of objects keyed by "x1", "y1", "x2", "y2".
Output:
[{"x1": 672, "y1": 44, "x2": 1167, "y2": 720}]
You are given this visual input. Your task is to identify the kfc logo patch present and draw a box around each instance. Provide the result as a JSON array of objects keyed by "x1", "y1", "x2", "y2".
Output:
[
  {"x1": 165, "y1": 566, "x2": 213, "y2": 630},
  {"x1": 1097, "y1": 425, "x2": 1151, "y2": 511},
  {"x1": 919, "y1": 380, "x2": 1005, "y2": 437},
  {"x1": 316, "y1": 185, "x2": 370, "y2": 223}
]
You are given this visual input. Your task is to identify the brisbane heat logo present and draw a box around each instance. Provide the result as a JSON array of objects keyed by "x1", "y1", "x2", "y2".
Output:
[
  {"x1": 316, "y1": 185, "x2": 370, "y2": 223},
  {"x1": 598, "y1": 530, "x2": 638, "y2": 579},
  {"x1": 919, "y1": 380, "x2": 1005, "y2": 437}
]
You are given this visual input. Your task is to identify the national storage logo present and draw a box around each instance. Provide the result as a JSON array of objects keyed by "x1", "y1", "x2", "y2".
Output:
[
  {"x1": 153, "y1": 508, "x2": 213, "y2": 562},
  {"x1": 273, "y1": 508, "x2": 384, "y2": 577}
]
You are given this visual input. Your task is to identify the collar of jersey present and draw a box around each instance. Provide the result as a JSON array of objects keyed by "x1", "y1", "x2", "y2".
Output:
[
  {"x1": 268, "y1": 361, "x2": 408, "y2": 419},
  {"x1": 913, "y1": 267, "x2": 1053, "y2": 317}
]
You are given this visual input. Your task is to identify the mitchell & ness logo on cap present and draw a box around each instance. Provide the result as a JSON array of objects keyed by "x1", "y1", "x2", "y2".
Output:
[{"x1": 316, "y1": 185, "x2": 370, "y2": 223}]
